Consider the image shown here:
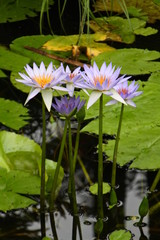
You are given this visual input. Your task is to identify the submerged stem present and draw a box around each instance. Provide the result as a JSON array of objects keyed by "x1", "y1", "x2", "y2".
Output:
[
  {"x1": 111, "y1": 103, "x2": 124, "y2": 188},
  {"x1": 40, "y1": 99, "x2": 46, "y2": 213},
  {"x1": 98, "y1": 94, "x2": 103, "y2": 220},
  {"x1": 49, "y1": 119, "x2": 68, "y2": 212},
  {"x1": 150, "y1": 169, "x2": 160, "y2": 192}
]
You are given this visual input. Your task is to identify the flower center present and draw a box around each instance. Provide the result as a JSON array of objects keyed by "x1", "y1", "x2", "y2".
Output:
[
  {"x1": 94, "y1": 75, "x2": 106, "y2": 86},
  {"x1": 118, "y1": 88, "x2": 128, "y2": 95},
  {"x1": 33, "y1": 74, "x2": 53, "y2": 88},
  {"x1": 69, "y1": 73, "x2": 75, "y2": 80}
]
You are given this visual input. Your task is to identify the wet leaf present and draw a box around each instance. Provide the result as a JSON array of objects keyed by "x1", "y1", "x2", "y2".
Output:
[
  {"x1": 0, "y1": 98, "x2": 30, "y2": 130},
  {"x1": 92, "y1": 48, "x2": 160, "y2": 75},
  {"x1": 88, "y1": 16, "x2": 155, "y2": 44},
  {"x1": 0, "y1": 0, "x2": 54, "y2": 23},
  {"x1": 109, "y1": 229, "x2": 132, "y2": 240},
  {"x1": 93, "y1": 0, "x2": 160, "y2": 23},
  {"x1": 0, "y1": 70, "x2": 7, "y2": 78},
  {"x1": 78, "y1": 74, "x2": 160, "y2": 170}
]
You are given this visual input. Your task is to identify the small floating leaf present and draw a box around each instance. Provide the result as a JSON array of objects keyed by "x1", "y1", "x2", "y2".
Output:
[
  {"x1": 109, "y1": 229, "x2": 132, "y2": 240},
  {"x1": 89, "y1": 182, "x2": 111, "y2": 195}
]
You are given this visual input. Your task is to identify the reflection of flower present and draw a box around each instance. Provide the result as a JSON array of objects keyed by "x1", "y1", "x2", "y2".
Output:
[
  {"x1": 79, "y1": 62, "x2": 130, "y2": 109},
  {"x1": 62, "y1": 65, "x2": 82, "y2": 97},
  {"x1": 52, "y1": 95, "x2": 85, "y2": 118},
  {"x1": 16, "y1": 62, "x2": 67, "y2": 111},
  {"x1": 106, "y1": 80, "x2": 142, "y2": 107}
]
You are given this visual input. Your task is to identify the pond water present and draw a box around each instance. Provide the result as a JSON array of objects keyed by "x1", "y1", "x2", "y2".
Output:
[{"x1": 0, "y1": 1, "x2": 160, "y2": 240}]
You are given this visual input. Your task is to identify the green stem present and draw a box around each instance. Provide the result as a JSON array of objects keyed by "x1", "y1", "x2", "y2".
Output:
[
  {"x1": 68, "y1": 119, "x2": 73, "y2": 195},
  {"x1": 98, "y1": 94, "x2": 103, "y2": 220},
  {"x1": 40, "y1": 99, "x2": 46, "y2": 213},
  {"x1": 49, "y1": 119, "x2": 68, "y2": 212},
  {"x1": 111, "y1": 103, "x2": 124, "y2": 188},
  {"x1": 78, "y1": 155, "x2": 93, "y2": 185},
  {"x1": 150, "y1": 169, "x2": 160, "y2": 192},
  {"x1": 73, "y1": 122, "x2": 81, "y2": 172}
]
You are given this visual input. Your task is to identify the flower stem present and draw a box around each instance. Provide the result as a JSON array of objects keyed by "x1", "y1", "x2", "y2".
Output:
[
  {"x1": 73, "y1": 122, "x2": 81, "y2": 173},
  {"x1": 68, "y1": 119, "x2": 73, "y2": 195},
  {"x1": 40, "y1": 99, "x2": 46, "y2": 213},
  {"x1": 111, "y1": 103, "x2": 124, "y2": 188},
  {"x1": 49, "y1": 119, "x2": 68, "y2": 212},
  {"x1": 98, "y1": 94, "x2": 103, "y2": 220},
  {"x1": 150, "y1": 169, "x2": 160, "y2": 192}
]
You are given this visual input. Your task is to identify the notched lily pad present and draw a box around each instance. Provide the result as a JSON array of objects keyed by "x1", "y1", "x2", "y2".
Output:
[
  {"x1": 109, "y1": 229, "x2": 132, "y2": 240},
  {"x1": 89, "y1": 182, "x2": 111, "y2": 195}
]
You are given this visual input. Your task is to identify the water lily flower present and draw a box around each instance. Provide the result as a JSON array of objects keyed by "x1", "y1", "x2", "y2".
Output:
[
  {"x1": 16, "y1": 62, "x2": 67, "y2": 111},
  {"x1": 62, "y1": 65, "x2": 82, "y2": 97},
  {"x1": 79, "y1": 61, "x2": 131, "y2": 109},
  {"x1": 52, "y1": 95, "x2": 85, "y2": 118},
  {"x1": 106, "y1": 80, "x2": 142, "y2": 107}
]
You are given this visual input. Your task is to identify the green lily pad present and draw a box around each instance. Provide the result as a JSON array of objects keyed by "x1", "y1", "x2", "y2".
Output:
[
  {"x1": 89, "y1": 182, "x2": 111, "y2": 195},
  {"x1": 109, "y1": 229, "x2": 132, "y2": 240},
  {"x1": 89, "y1": 16, "x2": 156, "y2": 44},
  {"x1": 78, "y1": 74, "x2": 160, "y2": 170},
  {"x1": 92, "y1": 48, "x2": 160, "y2": 75},
  {"x1": 0, "y1": 98, "x2": 30, "y2": 130},
  {"x1": 0, "y1": 190, "x2": 36, "y2": 212},
  {"x1": 93, "y1": 0, "x2": 160, "y2": 23},
  {"x1": 0, "y1": 69, "x2": 7, "y2": 78},
  {"x1": 0, "y1": 0, "x2": 54, "y2": 23}
]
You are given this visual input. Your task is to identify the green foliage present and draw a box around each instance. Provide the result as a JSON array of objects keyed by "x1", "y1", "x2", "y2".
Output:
[
  {"x1": 0, "y1": 130, "x2": 64, "y2": 211},
  {"x1": 139, "y1": 196, "x2": 149, "y2": 218},
  {"x1": 0, "y1": 0, "x2": 54, "y2": 23},
  {"x1": 109, "y1": 229, "x2": 132, "y2": 240},
  {"x1": 0, "y1": 98, "x2": 30, "y2": 130},
  {"x1": 78, "y1": 74, "x2": 160, "y2": 170},
  {"x1": 92, "y1": 48, "x2": 160, "y2": 75},
  {"x1": 89, "y1": 16, "x2": 157, "y2": 44},
  {"x1": 89, "y1": 182, "x2": 111, "y2": 195}
]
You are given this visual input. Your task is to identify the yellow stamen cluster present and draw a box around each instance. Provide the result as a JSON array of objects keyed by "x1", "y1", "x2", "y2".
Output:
[
  {"x1": 94, "y1": 75, "x2": 106, "y2": 86},
  {"x1": 33, "y1": 74, "x2": 53, "y2": 88}
]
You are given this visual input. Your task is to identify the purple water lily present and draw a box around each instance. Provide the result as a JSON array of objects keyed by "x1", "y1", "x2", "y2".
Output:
[
  {"x1": 52, "y1": 95, "x2": 85, "y2": 117},
  {"x1": 16, "y1": 62, "x2": 67, "y2": 111},
  {"x1": 61, "y1": 65, "x2": 82, "y2": 97},
  {"x1": 106, "y1": 80, "x2": 143, "y2": 107},
  {"x1": 78, "y1": 61, "x2": 131, "y2": 109}
]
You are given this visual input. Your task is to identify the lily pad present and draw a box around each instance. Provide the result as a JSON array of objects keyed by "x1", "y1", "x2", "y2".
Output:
[
  {"x1": 92, "y1": 48, "x2": 160, "y2": 75},
  {"x1": 89, "y1": 182, "x2": 111, "y2": 195},
  {"x1": 88, "y1": 16, "x2": 156, "y2": 44},
  {"x1": 78, "y1": 74, "x2": 160, "y2": 170},
  {"x1": 0, "y1": 98, "x2": 30, "y2": 130},
  {"x1": 0, "y1": 69, "x2": 7, "y2": 78},
  {"x1": 0, "y1": 0, "x2": 54, "y2": 23},
  {"x1": 93, "y1": 0, "x2": 160, "y2": 23},
  {"x1": 109, "y1": 229, "x2": 132, "y2": 240}
]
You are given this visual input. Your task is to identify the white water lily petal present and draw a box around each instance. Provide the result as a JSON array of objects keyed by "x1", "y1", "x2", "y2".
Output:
[
  {"x1": 110, "y1": 88, "x2": 127, "y2": 105},
  {"x1": 41, "y1": 89, "x2": 53, "y2": 112},
  {"x1": 66, "y1": 83, "x2": 75, "y2": 97},
  {"x1": 52, "y1": 85, "x2": 68, "y2": 92},
  {"x1": 87, "y1": 91, "x2": 102, "y2": 109},
  {"x1": 25, "y1": 88, "x2": 41, "y2": 105},
  {"x1": 105, "y1": 99, "x2": 117, "y2": 106},
  {"x1": 126, "y1": 99, "x2": 136, "y2": 107}
]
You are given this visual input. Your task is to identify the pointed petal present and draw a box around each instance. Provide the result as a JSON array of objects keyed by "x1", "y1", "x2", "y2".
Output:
[
  {"x1": 87, "y1": 91, "x2": 102, "y2": 109},
  {"x1": 52, "y1": 85, "x2": 68, "y2": 92},
  {"x1": 110, "y1": 88, "x2": 127, "y2": 105},
  {"x1": 105, "y1": 99, "x2": 117, "y2": 106},
  {"x1": 41, "y1": 89, "x2": 53, "y2": 112},
  {"x1": 66, "y1": 83, "x2": 74, "y2": 97},
  {"x1": 25, "y1": 88, "x2": 40, "y2": 105},
  {"x1": 126, "y1": 99, "x2": 136, "y2": 107}
]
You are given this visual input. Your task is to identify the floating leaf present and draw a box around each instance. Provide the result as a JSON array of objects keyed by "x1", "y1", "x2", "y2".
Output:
[
  {"x1": 92, "y1": 48, "x2": 160, "y2": 75},
  {"x1": 0, "y1": 70, "x2": 7, "y2": 78},
  {"x1": 78, "y1": 74, "x2": 160, "y2": 170},
  {"x1": 0, "y1": 0, "x2": 54, "y2": 23},
  {"x1": 0, "y1": 98, "x2": 30, "y2": 130},
  {"x1": 93, "y1": 0, "x2": 160, "y2": 23},
  {"x1": 109, "y1": 229, "x2": 132, "y2": 240},
  {"x1": 89, "y1": 182, "x2": 111, "y2": 195},
  {"x1": 42, "y1": 34, "x2": 115, "y2": 57},
  {"x1": 88, "y1": 16, "x2": 155, "y2": 44}
]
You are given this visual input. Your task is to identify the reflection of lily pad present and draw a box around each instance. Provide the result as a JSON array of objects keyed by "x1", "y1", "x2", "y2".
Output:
[
  {"x1": 93, "y1": 0, "x2": 160, "y2": 23},
  {"x1": 89, "y1": 17, "x2": 157, "y2": 44},
  {"x1": 92, "y1": 48, "x2": 160, "y2": 75},
  {"x1": 0, "y1": 0, "x2": 54, "y2": 23},
  {"x1": 109, "y1": 229, "x2": 132, "y2": 240}
]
